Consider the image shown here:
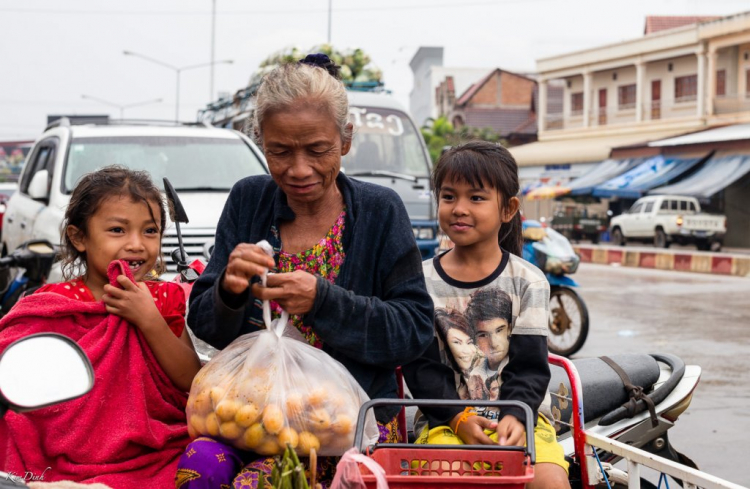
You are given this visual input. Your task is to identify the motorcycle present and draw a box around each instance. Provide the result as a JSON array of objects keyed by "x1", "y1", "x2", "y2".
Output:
[
  {"x1": 0, "y1": 240, "x2": 57, "y2": 319},
  {"x1": 0, "y1": 333, "x2": 95, "y2": 488},
  {"x1": 522, "y1": 219, "x2": 589, "y2": 357}
]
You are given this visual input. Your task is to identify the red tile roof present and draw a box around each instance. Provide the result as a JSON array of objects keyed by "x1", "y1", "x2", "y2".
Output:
[
  {"x1": 456, "y1": 70, "x2": 495, "y2": 107},
  {"x1": 644, "y1": 16, "x2": 720, "y2": 34}
]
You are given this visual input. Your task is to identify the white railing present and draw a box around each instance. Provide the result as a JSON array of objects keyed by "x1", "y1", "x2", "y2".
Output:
[
  {"x1": 586, "y1": 432, "x2": 747, "y2": 489},
  {"x1": 713, "y1": 94, "x2": 750, "y2": 115}
]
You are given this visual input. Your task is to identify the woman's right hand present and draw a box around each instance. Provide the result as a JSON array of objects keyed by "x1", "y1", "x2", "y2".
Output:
[{"x1": 222, "y1": 243, "x2": 276, "y2": 295}]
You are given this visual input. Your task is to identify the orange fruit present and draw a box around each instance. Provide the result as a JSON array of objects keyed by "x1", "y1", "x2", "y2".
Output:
[
  {"x1": 262, "y1": 404, "x2": 285, "y2": 435},
  {"x1": 235, "y1": 403, "x2": 261, "y2": 428},
  {"x1": 189, "y1": 414, "x2": 207, "y2": 435},
  {"x1": 297, "y1": 431, "x2": 320, "y2": 455},
  {"x1": 190, "y1": 390, "x2": 212, "y2": 415},
  {"x1": 256, "y1": 436, "x2": 281, "y2": 456},
  {"x1": 205, "y1": 412, "x2": 220, "y2": 437},
  {"x1": 209, "y1": 387, "x2": 226, "y2": 407},
  {"x1": 331, "y1": 414, "x2": 353, "y2": 435},
  {"x1": 243, "y1": 423, "x2": 265, "y2": 449},
  {"x1": 215, "y1": 400, "x2": 240, "y2": 422},
  {"x1": 306, "y1": 387, "x2": 327, "y2": 407},
  {"x1": 308, "y1": 409, "x2": 331, "y2": 431},
  {"x1": 277, "y1": 427, "x2": 299, "y2": 449},
  {"x1": 285, "y1": 393, "x2": 305, "y2": 418},
  {"x1": 220, "y1": 421, "x2": 243, "y2": 440}
]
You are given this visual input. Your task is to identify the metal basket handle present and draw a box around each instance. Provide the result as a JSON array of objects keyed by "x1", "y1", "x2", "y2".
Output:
[{"x1": 354, "y1": 399, "x2": 536, "y2": 465}]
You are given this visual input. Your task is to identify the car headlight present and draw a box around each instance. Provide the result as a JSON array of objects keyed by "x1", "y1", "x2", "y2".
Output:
[{"x1": 413, "y1": 227, "x2": 435, "y2": 240}]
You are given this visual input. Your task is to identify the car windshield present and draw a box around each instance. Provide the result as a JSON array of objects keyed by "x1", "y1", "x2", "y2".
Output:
[
  {"x1": 342, "y1": 106, "x2": 430, "y2": 178},
  {"x1": 63, "y1": 136, "x2": 266, "y2": 193}
]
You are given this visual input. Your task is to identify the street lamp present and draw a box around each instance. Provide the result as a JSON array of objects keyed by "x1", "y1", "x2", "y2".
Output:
[
  {"x1": 81, "y1": 94, "x2": 163, "y2": 119},
  {"x1": 123, "y1": 50, "x2": 233, "y2": 122}
]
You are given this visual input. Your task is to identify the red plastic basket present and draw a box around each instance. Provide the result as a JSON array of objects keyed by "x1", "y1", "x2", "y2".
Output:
[{"x1": 359, "y1": 446, "x2": 533, "y2": 488}]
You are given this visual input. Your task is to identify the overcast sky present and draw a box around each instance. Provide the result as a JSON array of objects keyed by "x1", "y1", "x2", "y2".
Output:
[{"x1": 1, "y1": 0, "x2": 748, "y2": 140}]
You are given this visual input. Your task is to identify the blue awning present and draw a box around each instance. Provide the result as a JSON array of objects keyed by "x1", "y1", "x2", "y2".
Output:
[
  {"x1": 648, "y1": 153, "x2": 750, "y2": 199},
  {"x1": 568, "y1": 158, "x2": 645, "y2": 196},
  {"x1": 592, "y1": 155, "x2": 704, "y2": 199}
]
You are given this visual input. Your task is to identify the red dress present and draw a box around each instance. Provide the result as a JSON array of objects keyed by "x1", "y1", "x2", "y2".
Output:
[{"x1": 36, "y1": 277, "x2": 186, "y2": 337}]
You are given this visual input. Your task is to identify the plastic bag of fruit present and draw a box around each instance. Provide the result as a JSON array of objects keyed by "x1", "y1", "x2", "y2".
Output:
[{"x1": 186, "y1": 241, "x2": 379, "y2": 456}]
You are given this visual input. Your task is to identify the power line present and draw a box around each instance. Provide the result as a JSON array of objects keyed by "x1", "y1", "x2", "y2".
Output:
[{"x1": 0, "y1": 0, "x2": 547, "y2": 16}]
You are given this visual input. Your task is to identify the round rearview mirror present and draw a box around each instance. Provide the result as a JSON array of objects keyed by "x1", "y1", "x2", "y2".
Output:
[{"x1": 0, "y1": 333, "x2": 93, "y2": 411}]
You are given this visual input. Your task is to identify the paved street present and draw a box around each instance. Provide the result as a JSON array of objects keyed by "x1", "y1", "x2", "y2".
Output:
[{"x1": 572, "y1": 263, "x2": 750, "y2": 485}]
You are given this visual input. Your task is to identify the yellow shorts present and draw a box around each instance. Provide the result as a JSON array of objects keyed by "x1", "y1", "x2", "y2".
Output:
[{"x1": 415, "y1": 414, "x2": 569, "y2": 474}]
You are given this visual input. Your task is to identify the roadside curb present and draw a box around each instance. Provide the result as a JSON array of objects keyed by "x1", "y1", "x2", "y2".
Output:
[{"x1": 573, "y1": 245, "x2": 750, "y2": 278}]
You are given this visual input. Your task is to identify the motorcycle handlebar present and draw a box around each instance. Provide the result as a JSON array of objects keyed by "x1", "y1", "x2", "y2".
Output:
[{"x1": 0, "y1": 256, "x2": 17, "y2": 268}]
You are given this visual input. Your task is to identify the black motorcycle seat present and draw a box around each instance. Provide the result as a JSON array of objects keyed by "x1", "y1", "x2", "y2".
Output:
[{"x1": 548, "y1": 354, "x2": 660, "y2": 436}]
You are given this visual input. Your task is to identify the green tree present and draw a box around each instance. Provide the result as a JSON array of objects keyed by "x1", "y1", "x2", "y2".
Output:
[
  {"x1": 250, "y1": 45, "x2": 382, "y2": 86},
  {"x1": 420, "y1": 118, "x2": 507, "y2": 163}
]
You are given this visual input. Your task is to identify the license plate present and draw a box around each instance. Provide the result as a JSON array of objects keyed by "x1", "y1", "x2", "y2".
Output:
[{"x1": 694, "y1": 231, "x2": 707, "y2": 237}]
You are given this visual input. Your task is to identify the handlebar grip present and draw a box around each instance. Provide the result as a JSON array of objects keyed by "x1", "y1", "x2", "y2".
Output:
[
  {"x1": 353, "y1": 399, "x2": 536, "y2": 465},
  {"x1": 0, "y1": 256, "x2": 17, "y2": 268}
]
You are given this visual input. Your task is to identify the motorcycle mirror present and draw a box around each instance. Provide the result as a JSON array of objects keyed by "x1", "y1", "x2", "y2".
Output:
[
  {"x1": 163, "y1": 178, "x2": 189, "y2": 224},
  {"x1": 0, "y1": 333, "x2": 94, "y2": 413}
]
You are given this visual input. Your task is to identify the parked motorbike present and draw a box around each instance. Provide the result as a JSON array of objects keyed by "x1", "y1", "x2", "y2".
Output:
[
  {"x1": 550, "y1": 353, "x2": 700, "y2": 488},
  {"x1": 0, "y1": 333, "x2": 95, "y2": 488},
  {"x1": 522, "y1": 220, "x2": 589, "y2": 357},
  {"x1": 0, "y1": 239, "x2": 57, "y2": 319}
]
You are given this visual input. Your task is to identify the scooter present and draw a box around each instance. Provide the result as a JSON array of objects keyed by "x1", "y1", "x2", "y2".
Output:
[
  {"x1": 0, "y1": 333, "x2": 95, "y2": 488},
  {"x1": 0, "y1": 240, "x2": 57, "y2": 319},
  {"x1": 522, "y1": 219, "x2": 589, "y2": 357}
]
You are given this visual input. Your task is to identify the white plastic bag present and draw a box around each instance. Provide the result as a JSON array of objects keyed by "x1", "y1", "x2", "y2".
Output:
[
  {"x1": 186, "y1": 241, "x2": 379, "y2": 456},
  {"x1": 330, "y1": 448, "x2": 389, "y2": 489}
]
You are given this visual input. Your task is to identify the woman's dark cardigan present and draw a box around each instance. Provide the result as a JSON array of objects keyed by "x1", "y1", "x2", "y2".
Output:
[{"x1": 188, "y1": 173, "x2": 435, "y2": 421}]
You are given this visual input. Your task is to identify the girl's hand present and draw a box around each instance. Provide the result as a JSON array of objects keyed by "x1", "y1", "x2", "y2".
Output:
[
  {"x1": 496, "y1": 414, "x2": 525, "y2": 446},
  {"x1": 451, "y1": 413, "x2": 497, "y2": 445},
  {"x1": 223, "y1": 243, "x2": 276, "y2": 295},
  {"x1": 102, "y1": 275, "x2": 161, "y2": 329},
  {"x1": 251, "y1": 270, "x2": 317, "y2": 315}
]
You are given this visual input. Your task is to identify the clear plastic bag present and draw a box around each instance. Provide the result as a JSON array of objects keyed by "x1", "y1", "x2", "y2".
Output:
[
  {"x1": 186, "y1": 241, "x2": 378, "y2": 456},
  {"x1": 330, "y1": 448, "x2": 389, "y2": 489}
]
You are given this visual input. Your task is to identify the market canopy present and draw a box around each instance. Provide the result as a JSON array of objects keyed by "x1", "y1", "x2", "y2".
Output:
[
  {"x1": 648, "y1": 152, "x2": 750, "y2": 199},
  {"x1": 567, "y1": 158, "x2": 645, "y2": 195},
  {"x1": 592, "y1": 154, "x2": 705, "y2": 199},
  {"x1": 525, "y1": 185, "x2": 571, "y2": 200},
  {"x1": 509, "y1": 129, "x2": 692, "y2": 167}
]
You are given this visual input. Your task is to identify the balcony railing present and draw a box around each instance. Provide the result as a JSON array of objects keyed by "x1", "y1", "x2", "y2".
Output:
[{"x1": 713, "y1": 94, "x2": 750, "y2": 115}]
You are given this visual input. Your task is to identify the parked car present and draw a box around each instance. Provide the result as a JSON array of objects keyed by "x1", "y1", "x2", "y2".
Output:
[
  {"x1": 609, "y1": 195, "x2": 726, "y2": 251},
  {"x1": 0, "y1": 182, "x2": 18, "y2": 241},
  {"x1": 2, "y1": 118, "x2": 267, "y2": 281},
  {"x1": 550, "y1": 202, "x2": 608, "y2": 244}
]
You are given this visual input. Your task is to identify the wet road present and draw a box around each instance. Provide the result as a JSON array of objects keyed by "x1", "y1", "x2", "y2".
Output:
[{"x1": 572, "y1": 263, "x2": 750, "y2": 486}]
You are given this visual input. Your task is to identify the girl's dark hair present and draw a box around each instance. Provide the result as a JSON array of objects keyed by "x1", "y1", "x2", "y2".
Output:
[
  {"x1": 432, "y1": 141, "x2": 522, "y2": 256},
  {"x1": 465, "y1": 287, "x2": 513, "y2": 333},
  {"x1": 298, "y1": 53, "x2": 342, "y2": 80},
  {"x1": 60, "y1": 165, "x2": 166, "y2": 280}
]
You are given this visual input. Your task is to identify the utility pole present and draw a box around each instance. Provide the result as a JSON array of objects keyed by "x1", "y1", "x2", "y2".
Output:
[
  {"x1": 327, "y1": 0, "x2": 332, "y2": 44},
  {"x1": 210, "y1": 0, "x2": 216, "y2": 100}
]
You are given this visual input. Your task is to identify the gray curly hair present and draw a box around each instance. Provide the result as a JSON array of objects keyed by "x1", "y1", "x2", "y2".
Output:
[{"x1": 252, "y1": 62, "x2": 353, "y2": 146}]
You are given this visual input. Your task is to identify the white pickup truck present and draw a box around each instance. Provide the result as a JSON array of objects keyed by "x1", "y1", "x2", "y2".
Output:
[{"x1": 609, "y1": 195, "x2": 726, "y2": 251}]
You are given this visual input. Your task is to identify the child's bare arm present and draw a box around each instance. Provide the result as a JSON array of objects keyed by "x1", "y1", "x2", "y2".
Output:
[{"x1": 103, "y1": 277, "x2": 201, "y2": 391}]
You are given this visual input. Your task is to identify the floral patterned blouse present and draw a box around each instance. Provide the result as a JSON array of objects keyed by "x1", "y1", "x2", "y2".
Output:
[{"x1": 269, "y1": 209, "x2": 346, "y2": 348}]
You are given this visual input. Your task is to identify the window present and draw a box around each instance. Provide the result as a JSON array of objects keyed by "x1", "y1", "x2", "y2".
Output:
[
  {"x1": 688, "y1": 201, "x2": 696, "y2": 212},
  {"x1": 674, "y1": 75, "x2": 697, "y2": 102},
  {"x1": 20, "y1": 138, "x2": 58, "y2": 195},
  {"x1": 670, "y1": 200, "x2": 679, "y2": 211},
  {"x1": 629, "y1": 202, "x2": 643, "y2": 214},
  {"x1": 644, "y1": 202, "x2": 654, "y2": 213},
  {"x1": 680, "y1": 201, "x2": 689, "y2": 211},
  {"x1": 716, "y1": 69, "x2": 726, "y2": 97},
  {"x1": 618, "y1": 84, "x2": 636, "y2": 109},
  {"x1": 571, "y1": 92, "x2": 583, "y2": 113}
]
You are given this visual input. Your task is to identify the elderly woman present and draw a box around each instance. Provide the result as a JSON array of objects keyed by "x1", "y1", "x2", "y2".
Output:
[{"x1": 175, "y1": 54, "x2": 434, "y2": 488}]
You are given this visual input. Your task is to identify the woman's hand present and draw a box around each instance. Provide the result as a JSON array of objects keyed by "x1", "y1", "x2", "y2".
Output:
[
  {"x1": 102, "y1": 275, "x2": 162, "y2": 329},
  {"x1": 251, "y1": 270, "x2": 317, "y2": 315},
  {"x1": 496, "y1": 414, "x2": 525, "y2": 446},
  {"x1": 451, "y1": 413, "x2": 498, "y2": 445},
  {"x1": 222, "y1": 243, "x2": 276, "y2": 295}
]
